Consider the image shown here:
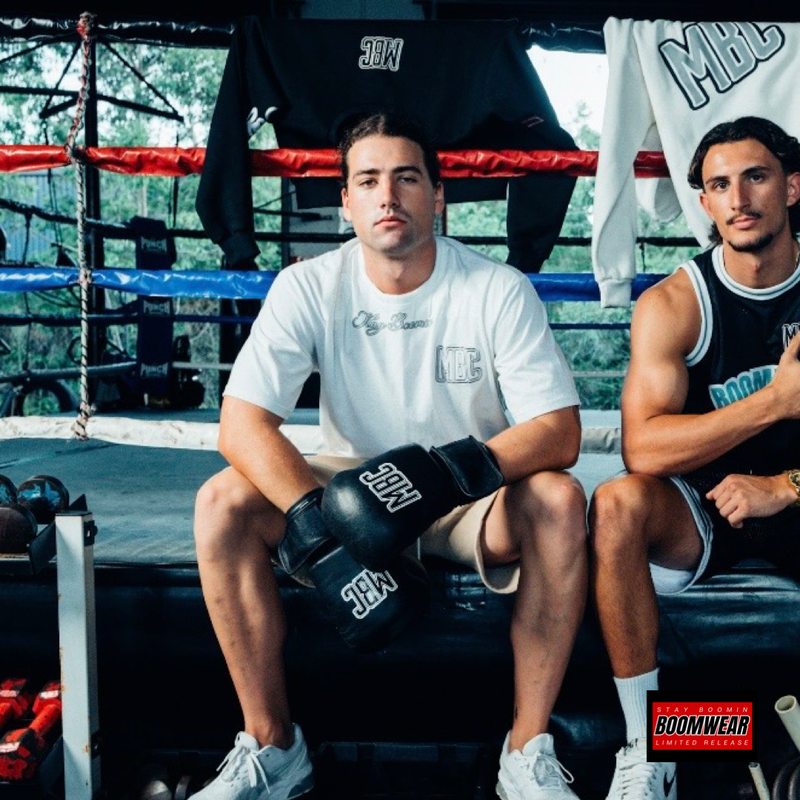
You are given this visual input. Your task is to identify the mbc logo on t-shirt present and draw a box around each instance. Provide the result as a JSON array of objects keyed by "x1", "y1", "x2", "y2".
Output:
[{"x1": 435, "y1": 346, "x2": 483, "y2": 384}]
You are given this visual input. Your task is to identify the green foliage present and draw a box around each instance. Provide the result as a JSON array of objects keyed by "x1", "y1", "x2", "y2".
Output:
[
  {"x1": 0, "y1": 41, "x2": 282, "y2": 409},
  {"x1": 0, "y1": 46, "x2": 693, "y2": 413}
]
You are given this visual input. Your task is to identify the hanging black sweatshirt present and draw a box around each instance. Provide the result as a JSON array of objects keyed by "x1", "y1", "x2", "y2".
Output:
[{"x1": 196, "y1": 16, "x2": 577, "y2": 271}]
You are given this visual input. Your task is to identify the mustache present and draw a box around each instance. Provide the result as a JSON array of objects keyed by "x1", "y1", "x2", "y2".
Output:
[{"x1": 727, "y1": 211, "x2": 762, "y2": 225}]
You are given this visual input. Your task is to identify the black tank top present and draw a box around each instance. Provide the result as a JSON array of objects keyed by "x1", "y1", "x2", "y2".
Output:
[{"x1": 681, "y1": 245, "x2": 800, "y2": 478}]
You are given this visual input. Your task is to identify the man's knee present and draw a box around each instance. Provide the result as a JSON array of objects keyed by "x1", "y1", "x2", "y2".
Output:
[
  {"x1": 196, "y1": 469, "x2": 255, "y2": 520},
  {"x1": 195, "y1": 469, "x2": 281, "y2": 554},
  {"x1": 509, "y1": 471, "x2": 588, "y2": 556},
  {"x1": 517, "y1": 471, "x2": 586, "y2": 523},
  {"x1": 589, "y1": 475, "x2": 655, "y2": 561}
]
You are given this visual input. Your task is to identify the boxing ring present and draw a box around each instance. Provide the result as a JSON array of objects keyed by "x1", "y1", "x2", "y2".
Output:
[
  {"x1": 3, "y1": 216, "x2": 799, "y2": 800},
  {"x1": 1, "y1": 16, "x2": 799, "y2": 800},
  {"x1": 3, "y1": 428, "x2": 800, "y2": 800}
]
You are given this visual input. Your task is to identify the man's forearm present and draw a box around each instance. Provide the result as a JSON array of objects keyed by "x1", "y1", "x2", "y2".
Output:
[
  {"x1": 219, "y1": 399, "x2": 320, "y2": 513},
  {"x1": 486, "y1": 406, "x2": 581, "y2": 483},
  {"x1": 623, "y1": 385, "x2": 782, "y2": 476}
]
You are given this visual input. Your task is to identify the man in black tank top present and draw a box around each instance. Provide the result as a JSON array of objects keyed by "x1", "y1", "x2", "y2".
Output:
[{"x1": 589, "y1": 117, "x2": 800, "y2": 800}]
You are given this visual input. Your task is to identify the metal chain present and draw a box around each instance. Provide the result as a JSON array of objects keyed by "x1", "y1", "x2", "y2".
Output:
[{"x1": 66, "y1": 11, "x2": 96, "y2": 440}]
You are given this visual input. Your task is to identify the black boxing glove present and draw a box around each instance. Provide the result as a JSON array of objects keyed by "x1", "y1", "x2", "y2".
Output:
[
  {"x1": 280, "y1": 488, "x2": 429, "y2": 651},
  {"x1": 321, "y1": 436, "x2": 503, "y2": 571}
]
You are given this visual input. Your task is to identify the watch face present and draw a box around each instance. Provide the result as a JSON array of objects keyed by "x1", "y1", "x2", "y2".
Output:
[{"x1": 788, "y1": 471, "x2": 800, "y2": 504}]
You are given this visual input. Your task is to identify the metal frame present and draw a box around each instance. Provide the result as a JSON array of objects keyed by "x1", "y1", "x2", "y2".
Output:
[{"x1": 55, "y1": 509, "x2": 101, "y2": 800}]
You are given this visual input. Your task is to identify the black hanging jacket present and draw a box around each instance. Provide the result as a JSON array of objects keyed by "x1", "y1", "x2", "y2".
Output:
[{"x1": 196, "y1": 17, "x2": 577, "y2": 270}]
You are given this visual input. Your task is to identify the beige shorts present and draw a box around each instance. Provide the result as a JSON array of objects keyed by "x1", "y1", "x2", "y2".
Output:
[{"x1": 308, "y1": 454, "x2": 520, "y2": 594}]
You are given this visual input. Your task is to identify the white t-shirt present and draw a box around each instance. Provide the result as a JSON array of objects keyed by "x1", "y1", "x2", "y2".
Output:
[{"x1": 225, "y1": 236, "x2": 579, "y2": 457}]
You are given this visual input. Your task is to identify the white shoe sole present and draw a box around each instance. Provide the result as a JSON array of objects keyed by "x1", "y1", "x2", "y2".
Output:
[
  {"x1": 497, "y1": 775, "x2": 577, "y2": 800},
  {"x1": 496, "y1": 779, "x2": 517, "y2": 800},
  {"x1": 287, "y1": 773, "x2": 314, "y2": 800},
  {"x1": 256, "y1": 770, "x2": 314, "y2": 800}
]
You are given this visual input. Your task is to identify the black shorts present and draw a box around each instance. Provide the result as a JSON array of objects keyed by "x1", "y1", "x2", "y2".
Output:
[{"x1": 680, "y1": 470, "x2": 800, "y2": 583}]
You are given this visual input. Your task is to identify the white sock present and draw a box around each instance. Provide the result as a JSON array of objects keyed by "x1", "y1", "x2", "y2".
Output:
[{"x1": 614, "y1": 668, "x2": 659, "y2": 743}]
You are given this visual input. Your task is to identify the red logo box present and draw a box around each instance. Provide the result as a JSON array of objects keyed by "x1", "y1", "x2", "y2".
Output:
[{"x1": 647, "y1": 691, "x2": 757, "y2": 763}]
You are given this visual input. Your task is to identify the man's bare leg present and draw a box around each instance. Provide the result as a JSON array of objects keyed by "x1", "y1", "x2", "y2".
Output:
[
  {"x1": 589, "y1": 474, "x2": 702, "y2": 679},
  {"x1": 589, "y1": 474, "x2": 704, "y2": 799},
  {"x1": 194, "y1": 467, "x2": 293, "y2": 748},
  {"x1": 483, "y1": 471, "x2": 588, "y2": 751}
]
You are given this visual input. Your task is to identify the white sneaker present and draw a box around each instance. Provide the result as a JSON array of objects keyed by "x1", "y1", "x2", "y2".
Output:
[
  {"x1": 605, "y1": 739, "x2": 676, "y2": 800},
  {"x1": 192, "y1": 725, "x2": 313, "y2": 800},
  {"x1": 496, "y1": 732, "x2": 581, "y2": 799}
]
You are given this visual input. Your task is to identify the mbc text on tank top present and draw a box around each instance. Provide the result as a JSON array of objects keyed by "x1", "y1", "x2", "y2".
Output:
[{"x1": 681, "y1": 245, "x2": 800, "y2": 476}]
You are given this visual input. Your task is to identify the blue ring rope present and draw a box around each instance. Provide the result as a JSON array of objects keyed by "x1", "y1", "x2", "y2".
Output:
[{"x1": 0, "y1": 266, "x2": 665, "y2": 302}]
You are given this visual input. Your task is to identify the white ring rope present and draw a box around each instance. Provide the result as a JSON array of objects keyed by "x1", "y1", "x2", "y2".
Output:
[{"x1": 65, "y1": 12, "x2": 97, "y2": 440}]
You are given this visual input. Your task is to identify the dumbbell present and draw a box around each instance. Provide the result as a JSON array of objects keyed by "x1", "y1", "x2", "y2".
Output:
[
  {"x1": 786, "y1": 763, "x2": 800, "y2": 800},
  {"x1": 0, "y1": 476, "x2": 15, "y2": 506},
  {"x1": 0, "y1": 680, "x2": 61, "y2": 780},
  {"x1": 0, "y1": 678, "x2": 34, "y2": 738},
  {"x1": 175, "y1": 774, "x2": 203, "y2": 800},
  {"x1": 17, "y1": 476, "x2": 70, "y2": 525},
  {"x1": 0, "y1": 475, "x2": 69, "y2": 555},
  {"x1": 135, "y1": 763, "x2": 173, "y2": 800},
  {"x1": 771, "y1": 756, "x2": 800, "y2": 800}
]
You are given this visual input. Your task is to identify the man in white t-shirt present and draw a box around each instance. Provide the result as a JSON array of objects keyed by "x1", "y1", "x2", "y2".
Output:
[{"x1": 193, "y1": 112, "x2": 587, "y2": 800}]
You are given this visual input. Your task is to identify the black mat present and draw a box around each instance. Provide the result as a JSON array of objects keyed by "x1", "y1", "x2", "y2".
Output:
[
  {"x1": 0, "y1": 437, "x2": 797, "y2": 800},
  {"x1": 0, "y1": 437, "x2": 623, "y2": 566},
  {"x1": 1, "y1": 437, "x2": 225, "y2": 564}
]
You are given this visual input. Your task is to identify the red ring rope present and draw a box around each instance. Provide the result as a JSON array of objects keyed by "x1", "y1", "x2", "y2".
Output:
[{"x1": 0, "y1": 146, "x2": 669, "y2": 178}]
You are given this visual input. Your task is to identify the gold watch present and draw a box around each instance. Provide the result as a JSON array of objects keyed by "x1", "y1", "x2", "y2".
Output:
[{"x1": 785, "y1": 470, "x2": 800, "y2": 507}]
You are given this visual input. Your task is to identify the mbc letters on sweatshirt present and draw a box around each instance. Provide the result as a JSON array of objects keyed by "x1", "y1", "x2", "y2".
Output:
[{"x1": 593, "y1": 18, "x2": 800, "y2": 306}]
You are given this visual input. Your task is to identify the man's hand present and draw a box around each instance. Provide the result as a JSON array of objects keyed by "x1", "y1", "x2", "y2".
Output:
[
  {"x1": 770, "y1": 333, "x2": 800, "y2": 420},
  {"x1": 322, "y1": 437, "x2": 503, "y2": 571},
  {"x1": 706, "y1": 473, "x2": 798, "y2": 528}
]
